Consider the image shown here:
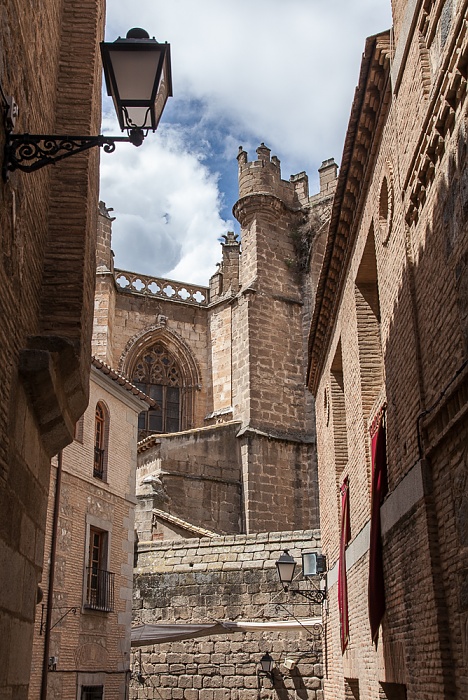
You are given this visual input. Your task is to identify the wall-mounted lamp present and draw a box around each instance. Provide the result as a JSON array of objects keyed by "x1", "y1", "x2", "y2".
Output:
[
  {"x1": 275, "y1": 550, "x2": 327, "y2": 604},
  {"x1": 2, "y1": 28, "x2": 172, "y2": 179},
  {"x1": 259, "y1": 652, "x2": 275, "y2": 679}
]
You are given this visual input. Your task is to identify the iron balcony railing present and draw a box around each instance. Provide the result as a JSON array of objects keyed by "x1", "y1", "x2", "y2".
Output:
[
  {"x1": 93, "y1": 447, "x2": 105, "y2": 479},
  {"x1": 85, "y1": 567, "x2": 115, "y2": 612}
]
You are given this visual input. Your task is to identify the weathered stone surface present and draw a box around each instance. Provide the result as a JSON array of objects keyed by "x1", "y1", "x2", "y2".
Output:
[{"x1": 132, "y1": 532, "x2": 324, "y2": 699}]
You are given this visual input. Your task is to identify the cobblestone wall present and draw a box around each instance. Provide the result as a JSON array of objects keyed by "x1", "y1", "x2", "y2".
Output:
[{"x1": 132, "y1": 530, "x2": 325, "y2": 699}]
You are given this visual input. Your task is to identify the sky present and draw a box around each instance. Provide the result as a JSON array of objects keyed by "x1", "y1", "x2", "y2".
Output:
[{"x1": 99, "y1": 1, "x2": 393, "y2": 286}]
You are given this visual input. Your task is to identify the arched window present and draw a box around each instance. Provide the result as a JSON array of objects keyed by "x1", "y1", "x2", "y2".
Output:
[
  {"x1": 94, "y1": 402, "x2": 107, "y2": 479},
  {"x1": 132, "y1": 343, "x2": 181, "y2": 439}
]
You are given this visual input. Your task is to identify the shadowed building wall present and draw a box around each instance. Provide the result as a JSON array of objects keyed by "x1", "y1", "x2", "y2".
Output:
[{"x1": 0, "y1": 1, "x2": 104, "y2": 696}]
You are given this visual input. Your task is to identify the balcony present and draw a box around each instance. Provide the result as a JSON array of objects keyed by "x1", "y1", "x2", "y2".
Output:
[
  {"x1": 85, "y1": 568, "x2": 115, "y2": 612},
  {"x1": 93, "y1": 447, "x2": 105, "y2": 479}
]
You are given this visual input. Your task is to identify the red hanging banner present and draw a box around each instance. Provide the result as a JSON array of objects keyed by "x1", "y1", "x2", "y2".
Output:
[
  {"x1": 338, "y1": 476, "x2": 351, "y2": 653},
  {"x1": 368, "y1": 409, "x2": 388, "y2": 646}
]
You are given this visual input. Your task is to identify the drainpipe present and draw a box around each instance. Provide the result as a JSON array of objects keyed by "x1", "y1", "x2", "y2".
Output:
[{"x1": 40, "y1": 450, "x2": 63, "y2": 700}]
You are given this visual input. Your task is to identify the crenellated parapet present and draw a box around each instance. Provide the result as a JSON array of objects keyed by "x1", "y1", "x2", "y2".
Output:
[{"x1": 234, "y1": 144, "x2": 309, "y2": 227}]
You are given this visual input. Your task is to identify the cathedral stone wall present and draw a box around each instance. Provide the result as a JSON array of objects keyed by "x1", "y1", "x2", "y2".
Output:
[
  {"x1": 136, "y1": 422, "x2": 243, "y2": 539},
  {"x1": 95, "y1": 148, "x2": 337, "y2": 539},
  {"x1": 131, "y1": 530, "x2": 324, "y2": 700}
]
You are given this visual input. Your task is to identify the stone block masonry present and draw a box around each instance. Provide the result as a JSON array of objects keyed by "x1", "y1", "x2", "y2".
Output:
[{"x1": 132, "y1": 530, "x2": 325, "y2": 699}]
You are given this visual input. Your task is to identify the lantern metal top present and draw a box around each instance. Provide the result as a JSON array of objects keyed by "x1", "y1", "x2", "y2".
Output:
[{"x1": 100, "y1": 27, "x2": 172, "y2": 135}]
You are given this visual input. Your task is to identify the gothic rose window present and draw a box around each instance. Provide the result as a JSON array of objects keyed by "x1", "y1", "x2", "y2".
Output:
[{"x1": 132, "y1": 343, "x2": 181, "y2": 438}]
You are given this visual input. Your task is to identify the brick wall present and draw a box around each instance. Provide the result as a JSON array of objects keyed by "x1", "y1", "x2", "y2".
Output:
[
  {"x1": 29, "y1": 367, "x2": 146, "y2": 700},
  {"x1": 309, "y1": 4, "x2": 468, "y2": 698},
  {"x1": 0, "y1": 1, "x2": 104, "y2": 696}
]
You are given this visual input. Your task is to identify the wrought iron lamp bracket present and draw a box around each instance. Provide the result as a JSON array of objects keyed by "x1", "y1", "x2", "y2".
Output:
[
  {"x1": 286, "y1": 586, "x2": 327, "y2": 605},
  {"x1": 3, "y1": 129, "x2": 145, "y2": 180},
  {"x1": 39, "y1": 604, "x2": 77, "y2": 635}
]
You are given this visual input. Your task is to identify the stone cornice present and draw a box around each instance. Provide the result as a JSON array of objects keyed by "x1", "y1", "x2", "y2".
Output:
[
  {"x1": 233, "y1": 192, "x2": 303, "y2": 228},
  {"x1": 307, "y1": 32, "x2": 391, "y2": 395},
  {"x1": 404, "y1": 8, "x2": 468, "y2": 224}
]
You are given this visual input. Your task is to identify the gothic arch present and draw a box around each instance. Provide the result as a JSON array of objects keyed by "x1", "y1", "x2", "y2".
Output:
[{"x1": 119, "y1": 326, "x2": 202, "y2": 436}]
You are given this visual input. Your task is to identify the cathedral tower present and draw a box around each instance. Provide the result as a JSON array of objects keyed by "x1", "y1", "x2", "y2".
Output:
[{"x1": 230, "y1": 144, "x2": 323, "y2": 532}]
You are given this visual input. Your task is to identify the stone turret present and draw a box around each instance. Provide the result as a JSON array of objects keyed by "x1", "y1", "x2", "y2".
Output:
[
  {"x1": 93, "y1": 202, "x2": 117, "y2": 364},
  {"x1": 230, "y1": 144, "x2": 319, "y2": 533},
  {"x1": 209, "y1": 232, "x2": 240, "y2": 302},
  {"x1": 96, "y1": 200, "x2": 115, "y2": 272},
  {"x1": 237, "y1": 143, "x2": 309, "y2": 208}
]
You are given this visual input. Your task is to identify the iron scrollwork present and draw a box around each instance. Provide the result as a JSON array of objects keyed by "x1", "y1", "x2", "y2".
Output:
[
  {"x1": 3, "y1": 127, "x2": 145, "y2": 179},
  {"x1": 4, "y1": 133, "x2": 127, "y2": 176},
  {"x1": 288, "y1": 587, "x2": 327, "y2": 605}
]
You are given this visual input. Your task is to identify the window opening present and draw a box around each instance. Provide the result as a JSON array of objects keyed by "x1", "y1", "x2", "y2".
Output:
[
  {"x1": 379, "y1": 683, "x2": 407, "y2": 700},
  {"x1": 355, "y1": 227, "x2": 383, "y2": 418},
  {"x1": 345, "y1": 679, "x2": 360, "y2": 699},
  {"x1": 81, "y1": 686, "x2": 103, "y2": 700},
  {"x1": 132, "y1": 343, "x2": 181, "y2": 439},
  {"x1": 94, "y1": 403, "x2": 106, "y2": 479},
  {"x1": 85, "y1": 527, "x2": 114, "y2": 612},
  {"x1": 331, "y1": 340, "x2": 348, "y2": 479}
]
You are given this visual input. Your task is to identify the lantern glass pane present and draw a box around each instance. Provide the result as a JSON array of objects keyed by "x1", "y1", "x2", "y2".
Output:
[
  {"x1": 260, "y1": 654, "x2": 273, "y2": 674},
  {"x1": 124, "y1": 106, "x2": 152, "y2": 128},
  {"x1": 277, "y1": 560, "x2": 296, "y2": 584},
  {"x1": 152, "y1": 54, "x2": 171, "y2": 127},
  {"x1": 302, "y1": 552, "x2": 317, "y2": 577},
  {"x1": 109, "y1": 49, "x2": 162, "y2": 101}
]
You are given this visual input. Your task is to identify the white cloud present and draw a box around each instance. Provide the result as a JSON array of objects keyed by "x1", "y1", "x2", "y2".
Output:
[
  {"x1": 100, "y1": 117, "x2": 232, "y2": 285},
  {"x1": 101, "y1": 0, "x2": 393, "y2": 283}
]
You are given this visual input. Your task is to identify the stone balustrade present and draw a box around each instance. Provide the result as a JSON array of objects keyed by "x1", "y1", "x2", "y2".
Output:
[{"x1": 114, "y1": 269, "x2": 209, "y2": 306}]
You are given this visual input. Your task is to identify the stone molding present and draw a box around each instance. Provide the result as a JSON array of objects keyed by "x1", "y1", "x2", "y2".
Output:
[{"x1": 307, "y1": 32, "x2": 392, "y2": 394}]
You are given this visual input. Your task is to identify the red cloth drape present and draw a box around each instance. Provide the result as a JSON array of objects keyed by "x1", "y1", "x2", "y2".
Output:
[
  {"x1": 368, "y1": 410, "x2": 388, "y2": 646},
  {"x1": 338, "y1": 476, "x2": 351, "y2": 653}
]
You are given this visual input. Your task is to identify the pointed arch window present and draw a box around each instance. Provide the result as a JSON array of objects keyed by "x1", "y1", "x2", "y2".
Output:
[{"x1": 132, "y1": 343, "x2": 181, "y2": 439}]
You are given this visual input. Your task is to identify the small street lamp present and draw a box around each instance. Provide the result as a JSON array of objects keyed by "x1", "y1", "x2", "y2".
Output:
[
  {"x1": 101, "y1": 27, "x2": 172, "y2": 140},
  {"x1": 3, "y1": 28, "x2": 172, "y2": 178},
  {"x1": 259, "y1": 652, "x2": 275, "y2": 678},
  {"x1": 275, "y1": 550, "x2": 327, "y2": 605}
]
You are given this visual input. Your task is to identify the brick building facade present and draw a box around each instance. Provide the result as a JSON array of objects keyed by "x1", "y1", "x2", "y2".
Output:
[
  {"x1": 0, "y1": 1, "x2": 104, "y2": 697},
  {"x1": 29, "y1": 362, "x2": 151, "y2": 699},
  {"x1": 307, "y1": 1, "x2": 468, "y2": 698}
]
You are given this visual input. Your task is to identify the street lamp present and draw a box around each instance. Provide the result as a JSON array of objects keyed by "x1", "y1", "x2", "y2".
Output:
[
  {"x1": 259, "y1": 652, "x2": 275, "y2": 678},
  {"x1": 275, "y1": 550, "x2": 327, "y2": 605},
  {"x1": 2, "y1": 28, "x2": 172, "y2": 178},
  {"x1": 101, "y1": 27, "x2": 172, "y2": 139}
]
